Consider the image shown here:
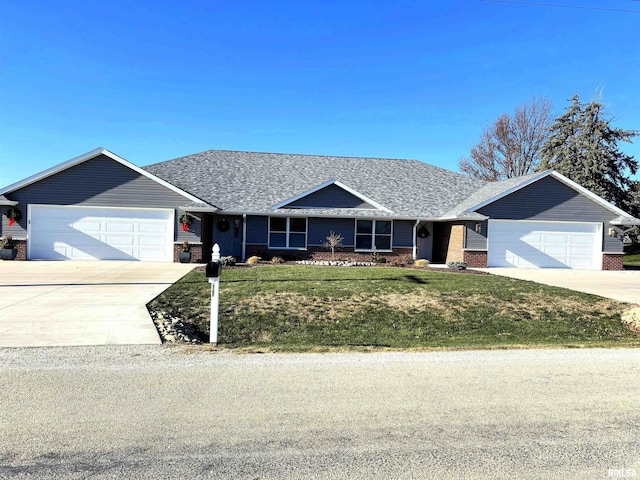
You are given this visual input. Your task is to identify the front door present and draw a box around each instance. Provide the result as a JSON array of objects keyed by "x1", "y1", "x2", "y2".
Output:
[
  {"x1": 212, "y1": 215, "x2": 243, "y2": 258},
  {"x1": 416, "y1": 222, "x2": 433, "y2": 261}
]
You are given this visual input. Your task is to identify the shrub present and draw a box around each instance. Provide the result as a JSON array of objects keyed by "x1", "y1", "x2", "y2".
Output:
[
  {"x1": 220, "y1": 256, "x2": 236, "y2": 266},
  {"x1": 323, "y1": 231, "x2": 344, "y2": 260},
  {"x1": 414, "y1": 259, "x2": 430, "y2": 268},
  {"x1": 447, "y1": 261, "x2": 468, "y2": 270},
  {"x1": 0, "y1": 235, "x2": 15, "y2": 249},
  {"x1": 388, "y1": 253, "x2": 414, "y2": 267},
  {"x1": 270, "y1": 256, "x2": 284, "y2": 264},
  {"x1": 247, "y1": 256, "x2": 261, "y2": 264}
]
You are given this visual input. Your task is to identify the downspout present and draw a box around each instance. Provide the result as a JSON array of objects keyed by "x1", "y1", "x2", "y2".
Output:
[
  {"x1": 242, "y1": 214, "x2": 247, "y2": 262},
  {"x1": 413, "y1": 219, "x2": 420, "y2": 260}
]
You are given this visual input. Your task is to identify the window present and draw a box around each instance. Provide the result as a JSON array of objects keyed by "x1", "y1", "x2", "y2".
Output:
[
  {"x1": 269, "y1": 217, "x2": 307, "y2": 249},
  {"x1": 355, "y1": 219, "x2": 392, "y2": 251}
]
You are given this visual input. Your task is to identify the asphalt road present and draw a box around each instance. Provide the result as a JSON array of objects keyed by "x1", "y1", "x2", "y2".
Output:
[{"x1": 1, "y1": 346, "x2": 639, "y2": 479}]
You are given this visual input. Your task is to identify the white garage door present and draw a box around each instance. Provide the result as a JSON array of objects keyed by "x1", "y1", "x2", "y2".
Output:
[
  {"x1": 29, "y1": 205, "x2": 174, "y2": 261},
  {"x1": 487, "y1": 220, "x2": 602, "y2": 269}
]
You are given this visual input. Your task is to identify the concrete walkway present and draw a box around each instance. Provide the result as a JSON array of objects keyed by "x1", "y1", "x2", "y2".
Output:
[
  {"x1": 477, "y1": 268, "x2": 640, "y2": 304},
  {"x1": 0, "y1": 261, "x2": 196, "y2": 347}
]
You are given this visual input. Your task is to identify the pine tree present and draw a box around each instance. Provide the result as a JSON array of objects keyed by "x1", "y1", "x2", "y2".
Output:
[{"x1": 539, "y1": 94, "x2": 639, "y2": 208}]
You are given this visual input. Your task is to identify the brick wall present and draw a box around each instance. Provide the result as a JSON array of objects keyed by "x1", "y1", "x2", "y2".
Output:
[
  {"x1": 602, "y1": 253, "x2": 624, "y2": 271},
  {"x1": 173, "y1": 242, "x2": 203, "y2": 263},
  {"x1": 245, "y1": 245, "x2": 414, "y2": 265},
  {"x1": 464, "y1": 250, "x2": 487, "y2": 268}
]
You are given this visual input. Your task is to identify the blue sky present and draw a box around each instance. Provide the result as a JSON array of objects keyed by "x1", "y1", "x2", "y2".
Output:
[{"x1": 1, "y1": 0, "x2": 639, "y2": 188}]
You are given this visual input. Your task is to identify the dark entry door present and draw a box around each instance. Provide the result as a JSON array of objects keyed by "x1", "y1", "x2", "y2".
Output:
[{"x1": 213, "y1": 215, "x2": 243, "y2": 258}]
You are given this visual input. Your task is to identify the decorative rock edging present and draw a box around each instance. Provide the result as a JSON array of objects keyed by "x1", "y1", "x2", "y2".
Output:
[
  {"x1": 296, "y1": 260, "x2": 376, "y2": 267},
  {"x1": 622, "y1": 307, "x2": 640, "y2": 334},
  {"x1": 149, "y1": 309, "x2": 204, "y2": 344}
]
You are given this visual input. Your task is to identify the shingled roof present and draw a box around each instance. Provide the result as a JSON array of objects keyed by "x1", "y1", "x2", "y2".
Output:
[{"x1": 144, "y1": 150, "x2": 485, "y2": 218}]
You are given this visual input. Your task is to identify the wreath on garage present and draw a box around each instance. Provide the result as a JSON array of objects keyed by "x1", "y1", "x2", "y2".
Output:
[
  {"x1": 217, "y1": 219, "x2": 230, "y2": 232},
  {"x1": 417, "y1": 226, "x2": 430, "y2": 238},
  {"x1": 7, "y1": 206, "x2": 21, "y2": 226}
]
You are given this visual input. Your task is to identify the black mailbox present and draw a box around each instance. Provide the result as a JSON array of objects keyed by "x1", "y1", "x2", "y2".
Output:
[{"x1": 206, "y1": 260, "x2": 222, "y2": 279}]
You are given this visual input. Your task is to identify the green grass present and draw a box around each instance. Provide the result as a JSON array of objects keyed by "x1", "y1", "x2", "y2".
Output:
[
  {"x1": 624, "y1": 253, "x2": 640, "y2": 268},
  {"x1": 148, "y1": 265, "x2": 640, "y2": 351}
]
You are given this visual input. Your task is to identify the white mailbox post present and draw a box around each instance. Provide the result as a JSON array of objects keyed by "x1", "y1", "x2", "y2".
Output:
[{"x1": 206, "y1": 243, "x2": 222, "y2": 344}]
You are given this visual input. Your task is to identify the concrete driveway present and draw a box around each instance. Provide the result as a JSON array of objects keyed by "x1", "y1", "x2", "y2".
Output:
[
  {"x1": 0, "y1": 261, "x2": 195, "y2": 347},
  {"x1": 478, "y1": 268, "x2": 640, "y2": 304}
]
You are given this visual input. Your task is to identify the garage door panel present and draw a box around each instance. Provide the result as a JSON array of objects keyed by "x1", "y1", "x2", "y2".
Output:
[
  {"x1": 30, "y1": 206, "x2": 174, "y2": 261},
  {"x1": 139, "y1": 236, "x2": 166, "y2": 247},
  {"x1": 140, "y1": 223, "x2": 168, "y2": 234},
  {"x1": 488, "y1": 220, "x2": 601, "y2": 269},
  {"x1": 107, "y1": 223, "x2": 135, "y2": 233},
  {"x1": 543, "y1": 246, "x2": 567, "y2": 256}
]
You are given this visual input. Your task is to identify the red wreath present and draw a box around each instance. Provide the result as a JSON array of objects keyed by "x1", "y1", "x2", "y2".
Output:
[
  {"x1": 7, "y1": 207, "x2": 21, "y2": 227},
  {"x1": 180, "y1": 213, "x2": 192, "y2": 232}
]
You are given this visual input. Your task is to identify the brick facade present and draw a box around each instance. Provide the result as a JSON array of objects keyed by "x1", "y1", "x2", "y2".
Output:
[
  {"x1": 173, "y1": 242, "x2": 203, "y2": 263},
  {"x1": 445, "y1": 224, "x2": 465, "y2": 263},
  {"x1": 245, "y1": 245, "x2": 414, "y2": 265},
  {"x1": 463, "y1": 250, "x2": 487, "y2": 268},
  {"x1": 602, "y1": 253, "x2": 624, "y2": 271}
]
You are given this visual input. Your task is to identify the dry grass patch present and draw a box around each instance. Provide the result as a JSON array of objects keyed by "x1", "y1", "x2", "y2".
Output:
[{"x1": 230, "y1": 292, "x2": 369, "y2": 323}]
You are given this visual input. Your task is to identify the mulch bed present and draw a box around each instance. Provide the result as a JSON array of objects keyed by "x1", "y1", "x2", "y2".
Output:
[{"x1": 192, "y1": 263, "x2": 489, "y2": 275}]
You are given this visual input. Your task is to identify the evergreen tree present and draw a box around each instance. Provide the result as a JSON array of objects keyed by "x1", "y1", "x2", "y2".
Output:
[{"x1": 539, "y1": 94, "x2": 639, "y2": 209}]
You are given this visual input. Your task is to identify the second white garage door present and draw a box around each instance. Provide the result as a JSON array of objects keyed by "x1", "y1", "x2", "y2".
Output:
[
  {"x1": 487, "y1": 220, "x2": 602, "y2": 269},
  {"x1": 29, "y1": 205, "x2": 174, "y2": 261}
]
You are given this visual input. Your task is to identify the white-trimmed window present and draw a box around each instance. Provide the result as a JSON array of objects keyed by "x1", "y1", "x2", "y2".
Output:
[
  {"x1": 355, "y1": 219, "x2": 392, "y2": 251},
  {"x1": 269, "y1": 217, "x2": 307, "y2": 249}
]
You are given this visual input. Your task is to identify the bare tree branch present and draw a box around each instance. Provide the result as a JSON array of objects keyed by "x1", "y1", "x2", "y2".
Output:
[{"x1": 459, "y1": 97, "x2": 553, "y2": 181}]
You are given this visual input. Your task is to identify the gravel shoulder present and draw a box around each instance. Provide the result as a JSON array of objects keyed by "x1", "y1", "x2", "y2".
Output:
[{"x1": 2, "y1": 346, "x2": 640, "y2": 479}]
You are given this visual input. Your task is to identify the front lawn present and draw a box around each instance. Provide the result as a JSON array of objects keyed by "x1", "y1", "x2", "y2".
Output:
[
  {"x1": 148, "y1": 266, "x2": 640, "y2": 350},
  {"x1": 624, "y1": 253, "x2": 640, "y2": 268}
]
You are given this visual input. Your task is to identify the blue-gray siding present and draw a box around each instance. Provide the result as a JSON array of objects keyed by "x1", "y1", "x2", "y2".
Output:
[
  {"x1": 308, "y1": 217, "x2": 356, "y2": 246},
  {"x1": 393, "y1": 220, "x2": 414, "y2": 247},
  {"x1": 478, "y1": 176, "x2": 623, "y2": 252},
  {"x1": 246, "y1": 215, "x2": 269, "y2": 244},
  {"x1": 285, "y1": 184, "x2": 377, "y2": 209},
  {"x1": 4, "y1": 154, "x2": 198, "y2": 242},
  {"x1": 465, "y1": 221, "x2": 488, "y2": 250},
  {"x1": 247, "y1": 215, "x2": 414, "y2": 250}
]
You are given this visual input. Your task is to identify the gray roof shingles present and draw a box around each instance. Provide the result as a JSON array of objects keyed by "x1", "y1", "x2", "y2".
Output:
[{"x1": 144, "y1": 150, "x2": 486, "y2": 218}]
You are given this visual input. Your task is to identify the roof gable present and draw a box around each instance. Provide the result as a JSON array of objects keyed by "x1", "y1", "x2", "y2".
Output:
[
  {"x1": 272, "y1": 180, "x2": 392, "y2": 212},
  {"x1": 463, "y1": 170, "x2": 636, "y2": 219},
  {"x1": 0, "y1": 148, "x2": 209, "y2": 206}
]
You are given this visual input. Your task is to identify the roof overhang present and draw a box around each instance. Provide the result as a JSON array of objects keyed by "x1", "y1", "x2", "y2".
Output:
[
  {"x1": 463, "y1": 169, "x2": 638, "y2": 219},
  {"x1": 0, "y1": 196, "x2": 18, "y2": 206},
  {"x1": 0, "y1": 147, "x2": 209, "y2": 206},
  {"x1": 179, "y1": 205, "x2": 219, "y2": 213},
  {"x1": 610, "y1": 216, "x2": 640, "y2": 226},
  {"x1": 438, "y1": 214, "x2": 489, "y2": 221},
  {"x1": 205, "y1": 209, "x2": 471, "y2": 222}
]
